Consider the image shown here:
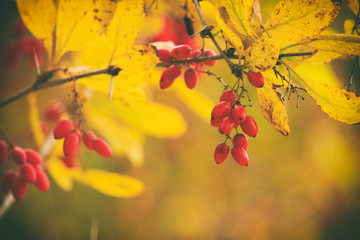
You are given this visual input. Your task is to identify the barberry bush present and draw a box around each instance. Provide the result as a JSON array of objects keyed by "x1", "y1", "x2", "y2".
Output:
[{"x1": 0, "y1": 0, "x2": 360, "y2": 239}]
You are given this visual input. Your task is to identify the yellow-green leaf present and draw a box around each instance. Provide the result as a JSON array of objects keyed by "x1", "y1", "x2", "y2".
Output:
[
  {"x1": 71, "y1": 168, "x2": 144, "y2": 198},
  {"x1": 54, "y1": 0, "x2": 116, "y2": 63},
  {"x1": 264, "y1": 0, "x2": 341, "y2": 43},
  {"x1": 16, "y1": 0, "x2": 56, "y2": 60},
  {"x1": 245, "y1": 38, "x2": 280, "y2": 72},
  {"x1": 344, "y1": 0, "x2": 359, "y2": 15},
  {"x1": 257, "y1": 80, "x2": 290, "y2": 135},
  {"x1": 27, "y1": 93, "x2": 44, "y2": 148}
]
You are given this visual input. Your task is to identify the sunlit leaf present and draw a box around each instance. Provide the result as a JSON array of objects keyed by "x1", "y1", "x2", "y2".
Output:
[
  {"x1": 71, "y1": 168, "x2": 144, "y2": 198},
  {"x1": 245, "y1": 38, "x2": 280, "y2": 72},
  {"x1": 27, "y1": 93, "x2": 44, "y2": 148},
  {"x1": 264, "y1": 0, "x2": 341, "y2": 43},
  {"x1": 257, "y1": 81, "x2": 289, "y2": 135},
  {"x1": 16, "y1": 0, "x2": 56, "y2": 60},
  {"x1": 280, "y1": 45, "x2": 317, "y2": 67},
  {"x1": 344, "y1": 0, "x2": 360, "y2": 15},
  {"x1": 54, "y1": 0, "x2": 116, "y2": 63}
]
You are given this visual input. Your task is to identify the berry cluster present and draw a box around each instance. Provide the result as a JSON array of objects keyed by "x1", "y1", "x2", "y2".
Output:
[
  {"x1": 157, "y1": 44, "x2": 217, "y2": 90},
  {"x1": 0, "y1": 141, "x2": 50, "y2": 200},
  {"x1": 53, "y1": 120, "x2": 112, "y2": 168}
]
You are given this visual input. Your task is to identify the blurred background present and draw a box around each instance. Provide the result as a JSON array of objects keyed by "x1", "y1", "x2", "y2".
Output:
[{"x1": 0, "y1": 0, "x2": 360, "y2": 239}]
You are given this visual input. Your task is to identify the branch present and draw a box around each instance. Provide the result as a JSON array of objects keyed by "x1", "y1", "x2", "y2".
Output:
[{"x1": 0, "y1": 66, "x2": 121, "y2": 108}]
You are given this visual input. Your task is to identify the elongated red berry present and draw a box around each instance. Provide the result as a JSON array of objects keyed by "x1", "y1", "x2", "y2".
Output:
[
  {"x1": 189, "y1": 49, "x2": 202, "y2": 67},
  {"x1": 25, "y1": 148, "x2": 42, "y2": 165},
  {"x1": 214, "y1": 143, "x2": 229, "y2": 164},
  {"x1": 0, "y1": 140, "x2": 8, "y2": 164},
  {"x1": 160, "y1": 64, "x2": 181, "y2": 89},
  {"x1": 45, "y1": 101, "x2": 65, "y2": 121},
  {"x1": 203, "y1": 49, "x2": 217, "y2": 66},
  {"x1": 157, "y1": 48, "x2": 171, "y2": 63},
  {"x1": 218, "y1": 116, "x2": 235, "y2": 135},
  {"x1": 220, "y1": 90, "x2": 237, "y2": 104},
  {"x1": 63, "y1": 155, "x2": 77, "y2": 168},
  {"x1": 184, "y1": 68, "x2": 198, "y2": 89},
  {"x1": 34, "y1": 170, "x2": 50, "y2": 192},
  {"x1": 12, "y1": 146, "x2": 27, "y2": 164},
  {"x1": 171, "y1": 44, "x2": 191, "y2": 59},
  {"x1": 53, "y1": 119, "x2": 73, "y2": 139},
  {"x1": 232, "y1": 133, "x2": 248, "y2": 151},
  {"x1": 211, "y1": 101, "x2": 231, "y2": 127},
  {"x1": 20, "y1": 163, "x2": 37, "y2": 183},
  {"x1": 1, "y1": 170, "x2": 18, "y2": 192},
  {"x1": 93, "y1": 138, "x2": 112, "y2": 157},
  {"x1": 231, "y1": 105, "x2": 247, "y2": 124},
  {"x1": 83, "y1": 131, "x2": 97, "y2": 150},
  {"x1": 231, "y1": 147, "x2": 249, "y2": 166},
  {"x1": 247, "y1": 70, "x2": 264, "y2": 88},
  {"x1": 63, "y1": 132, "x2": 80, "y2": 157},
  {"x1": 240, "y1": 116, "x2": 258, "y2": 137},
  {"x1": 11, "y1": 177, "x2": 28, "y2": 199}
]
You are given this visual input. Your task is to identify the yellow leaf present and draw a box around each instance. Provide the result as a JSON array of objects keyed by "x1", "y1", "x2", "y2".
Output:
[
  {"x1": 344, "y1": 0, "x2": 360, "y2": 15},
  {"x1": 264, "y1": 0, "x2": 341, "y2": 43},
  {"x1": 344, "y1": 19, "x2": 356, "y2": 35},
  {"x1": 245, "y1": 38, "x2": 280, "y2": 72},
  {"x1": 295, "y1": 63, "x2": 341, "y2": 88},
  {"x1": 280, "y1": 45, "x2": 317, "y2": 67},
  {"x1": 290, "y1": 67, "x2": 360, "y2": 124},
  {"x1": 71, "y1": 168, "x2": 144, "y2": 198},
  {"x1": 54, "y1": 0, "x2": 116, "y2": 63},
  {"x1": 27, "y1": 93, "x2": 44, "y2": 148},
  {"x1": 257, "y1": 80, "x2": 290, "y2": 135},
  {"x1": 16, "y1": 0, "x2": 56, "y2": 60},
  {"x1": 46, "y1": 140, "x2": 74, "y2": 191}
]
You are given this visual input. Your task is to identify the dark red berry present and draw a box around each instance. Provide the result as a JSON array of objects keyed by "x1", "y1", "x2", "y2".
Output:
[
  {"x1": 231, "y1": 147, "x2": 249, "y2": 166},
  {"x1": 211, "y1": 101, "x2": 231, "y2": 127},
  {"x1": 203, "y1": 49, "x2": 217, "y2": 66},
  {"x1": 25, "y1": 148, "x2": 42, "y2": 166},
  {"x1": 53, "y1": 119, "x2": 73, "y2": 139},
  {"x1": 1, "y1": 170, "x2": 18, "y2": 192},
  {"x1": 220, "y1": 90, "x2": 237, "y2": 104},
  {"x1": 214, "y1": 143, "x2": 229, "y2": 164},
  {"x1": 63, "y1": 132, "x2": 80, "y2": 157},
  {"x1": 0, "y1": 140, "x2": 8, "y2": 164},
  {"x1": 184, "y1": 68, "x2": 198, "y2": 89},
  {"x1": 160, "y1": 64, "x2": 181, "y2": 89},
  {"x1": 240, "y1": 116, "x2": 258, "y2": 137},
  {"x1": 231, "y1": 105, "x2": 247, "y2": 124},
  {"x1": 232, "y1": 133, "x2": 248, "y2": 151},
  {"x1": 157, "y1": 48, "x2": 171, "y2": 63},
  {"x1": 171, "y1": 44, "x2": 191, "y2": 59},
  {"x1": 218, "y1": 116, "x2": 235, "y2": 135},
  {"x1": 93, "y1": 138, "x2": 112, "y2": 157},
  {"x1": 11, "y1": 177, "x2": 28, "y2": 199},
  {"x1": 12, "y1": 146, "x2": 27, "y2": 164},
  {"x1": 83, "y1": 131, "x2": 97, "y2": 150},
  {"x1": 45, "y1": 101, "x2": 65, "y2": 121},
  {"x1": 247, "y1": 70, "x2": 264, "y2": 88},
  {"x1": 34, "y1": 169, "x2": 50, "y2": 192},
  {"x1": 20, "y1": 163, "x2": 37, "y2": 183}
]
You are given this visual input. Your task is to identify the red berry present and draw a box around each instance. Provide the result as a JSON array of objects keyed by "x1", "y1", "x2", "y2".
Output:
[
  {"x1": 218, "y1": 116, "x2": 235, "y2": 135},
  {"x1": 63, "y1": 132, "x2": 80, "y2": 157},
  {"x1": 171, "y1": 44, "x2": 191, "y2": 59},
  {"x1": 211, "y1": 101, "x2": 231, "y2": 126},
  {"x1": 53, "y1": 119, "x2": 73, "y2": 139},
  {"x1": 231, "y1": 147, "x2": 249, "y2": 166},
  {"x1": 247, "y1": 70, "x2": 264, "y2": 88},
  {"x1": 232, "y1": 133, "x2": 248, "y2": 151},
  {"x1": 0, "y1": 140, "x2": 8, "y2": 164},
  {"x1": 240, "y1": 116, "x2": 258, "y2": 137},
  {"x1": 45, "y1": 100, "x2": 65, "y2": 121},
  {"x1": 190, "y1": 49, "x2": 202, "y2": 58},
  {"x1": 184, "y1": 68, "x2": 198, "y2": 89},
  {"x1": 160, "y1": 64, "x2": 181, "y2": 89},
  {"x1": 11, "y1": 177, "x2": 28, "y2": 199},
  {"x1": 220, "y1": 90, "x2": 237, "y2": 104},
  {"x1": 34, "y1": 169, "x2": 50, "y2": 192},
  {"x1": 63, "y1": 155, "x2": 77, "y2": 168},
  {"x1": 25, "y1": 148, "x2": 42, "y2": 165},
  {"x1": 83, "y1": 131, "x2": 97, "y2": 150},
  {"x1": 12, "y1": 146, "x2": 27, "y2": 164},
  {"x1": 231, "y1": 105, "x2": 247, "y2": 124},
  {"x1": 93, "y1": 138, "x2": 112, "y2": 157},
  {"x1": 20, "y1": 163, "x2": 37, "y2": 183},
  {"x1": 214, "y1": 143, "x2": 229, "y2": 164},
  {"x1": 203, "y1": 49, "x2": 217, "y2": 66},
  {"x1": 1, "y1": 170, "x2": 18, "y2": 192},
  {"x1": 157, "y1": 48, "x2": 171, "y2": 63}
]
